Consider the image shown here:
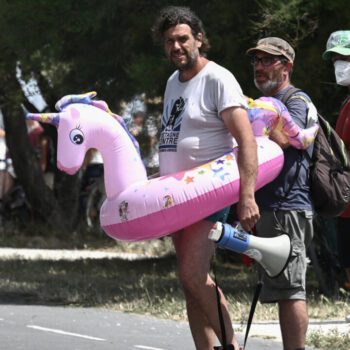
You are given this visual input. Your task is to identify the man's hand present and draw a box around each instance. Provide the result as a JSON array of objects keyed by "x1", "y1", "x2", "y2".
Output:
[
  {"x1": 269, "y1": 129, "x2": 290, "y2": 148},
  {"x1": 237, "y1": 196, "x2": 260, "y2": 232}
]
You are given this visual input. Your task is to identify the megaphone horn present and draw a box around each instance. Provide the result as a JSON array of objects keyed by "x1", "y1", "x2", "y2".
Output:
[{"x1": 209, "y1": 222, "x2": 292, "y2": 278}]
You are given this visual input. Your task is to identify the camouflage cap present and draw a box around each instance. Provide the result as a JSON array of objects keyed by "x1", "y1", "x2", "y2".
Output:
[
  {"x1": 246, "y1": 37, "x2": 295, "y2": 62},
  {"x1": 323, "y1": 30, "x2": 350, "y2": 60}
]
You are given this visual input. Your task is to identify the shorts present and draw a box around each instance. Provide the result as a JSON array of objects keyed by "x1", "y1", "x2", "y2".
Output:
[
  {"x1": 256, "y1": 210, "x2": 314, "y2": 303},
  {"x1": 206, "y1": 206, "x2": 230, "y2": 223}
]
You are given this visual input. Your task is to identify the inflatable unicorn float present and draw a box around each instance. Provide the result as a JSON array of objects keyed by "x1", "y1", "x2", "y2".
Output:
[{"x1": 26, "y1": 92, "x2": 318, "y2": 242}]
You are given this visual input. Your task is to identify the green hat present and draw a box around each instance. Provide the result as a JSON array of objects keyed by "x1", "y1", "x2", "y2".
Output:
[{"x1": 322, "y1": 30, "x2": 350, "y2": 60}]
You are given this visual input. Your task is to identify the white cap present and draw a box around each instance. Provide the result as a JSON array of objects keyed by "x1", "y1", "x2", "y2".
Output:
[{"x1": 208, "y1": 222, "x2": 223, "y2": 242}]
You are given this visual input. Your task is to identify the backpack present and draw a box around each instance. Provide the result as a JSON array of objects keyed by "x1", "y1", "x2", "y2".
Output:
[{"x1": 282, "y1": 87, "x2": 350, "y2": 217}]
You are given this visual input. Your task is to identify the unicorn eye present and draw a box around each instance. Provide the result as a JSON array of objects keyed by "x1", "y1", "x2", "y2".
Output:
[{"x1": 69, "y1": 128, "x2": 84, "y2": 145}]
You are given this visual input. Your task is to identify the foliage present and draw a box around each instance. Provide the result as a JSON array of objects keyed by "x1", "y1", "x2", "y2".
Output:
[
  {"x1": 0, "y1": 0, "x2": 349, "y2": 111},
  {"x1": 308, "y1": 329, "x2": 350, "y2": 350},
  {"x1": 250, "y1": 0, "x2": 318, "y2": 46},
  {"x1": 0, "y1": 0, "x2": 172, "y2": 108},
  {"x1": 247, "y1": 0, "x2": 350, "y2": 120}
]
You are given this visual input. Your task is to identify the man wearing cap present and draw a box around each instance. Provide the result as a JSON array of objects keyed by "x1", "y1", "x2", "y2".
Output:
[
  {"x1": 323, "y1": 30, "x2": 350, "y2": 305},
  {"x1": 246, "y1": 37, "x2": 317, "y2": 350}
]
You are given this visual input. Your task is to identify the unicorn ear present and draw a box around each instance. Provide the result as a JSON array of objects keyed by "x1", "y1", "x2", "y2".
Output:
[
  {"x1": 26, "y1": 112, "x2": 60, "y2": 127},
  {"x1": 86, "y1": 91, "x2": 97, "y2": 99}
]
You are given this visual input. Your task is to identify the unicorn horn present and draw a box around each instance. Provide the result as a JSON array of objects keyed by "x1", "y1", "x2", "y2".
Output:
[{"x1": 26, "y1": 112, "x2": 60, "y2": 127}]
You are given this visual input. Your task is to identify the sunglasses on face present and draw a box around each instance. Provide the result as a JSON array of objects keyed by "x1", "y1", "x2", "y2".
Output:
[{"x1": 250, "y1": 56, "x2": 287, "y2": 67}]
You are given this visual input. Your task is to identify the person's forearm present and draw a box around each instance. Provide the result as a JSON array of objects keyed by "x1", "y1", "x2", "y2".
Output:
[
  {"x1": 237, "y1": 137, "x2": 258, "y2": 200},
  {"x1": 221, "y1": 106, "x2": 260, "y2": 230}
]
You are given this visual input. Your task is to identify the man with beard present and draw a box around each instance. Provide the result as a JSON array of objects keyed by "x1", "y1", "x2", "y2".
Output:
[
  {"x1": 152, "y1": 6, "x2": 259, "y2": 350},
  {"x1": 246, "y1": 37, "x2": 317, "y2": 350}
]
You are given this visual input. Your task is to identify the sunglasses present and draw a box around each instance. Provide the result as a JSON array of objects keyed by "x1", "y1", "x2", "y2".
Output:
[{"x1": 250, "y1": 56, "x2": 287, "y2": 67}]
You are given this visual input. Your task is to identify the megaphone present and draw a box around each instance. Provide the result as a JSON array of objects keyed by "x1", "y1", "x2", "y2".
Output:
[{"x1": 209, "y1": 222, "x2": 292, "y2": 278}]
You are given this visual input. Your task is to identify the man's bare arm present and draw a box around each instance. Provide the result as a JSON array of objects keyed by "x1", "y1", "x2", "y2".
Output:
[{"x1": 221, "y1": 106, "x2": 260, "y2": 231}]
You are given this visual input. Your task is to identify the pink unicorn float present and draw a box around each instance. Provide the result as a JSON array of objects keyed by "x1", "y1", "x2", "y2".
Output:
[{"x1": 26, "y1": 92, "x2": 318, "y2": 242}]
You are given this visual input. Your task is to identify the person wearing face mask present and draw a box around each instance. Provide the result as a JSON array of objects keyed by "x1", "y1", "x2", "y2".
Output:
[
  {"x1": 323, "y1": 30, "x2": 350, "y2": 308},
  {"x1": 246, "y1": 37, "x2": 318, "y2": 350}
]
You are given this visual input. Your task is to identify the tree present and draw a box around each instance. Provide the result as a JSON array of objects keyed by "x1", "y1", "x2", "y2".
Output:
[
  {"x1": 0, "y1": 59, "x2": 69, "y2": 231},
  {"x1": 0, "y1": 0, "x2": 173, "y2": 230},
  {"x1": 247, "y1": 0, "x2": 350, "y2": 121}
]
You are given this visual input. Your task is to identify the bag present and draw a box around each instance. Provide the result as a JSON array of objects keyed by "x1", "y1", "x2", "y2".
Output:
[
  {"x1": 282, "y1": 87, "x2": 350, "y2": 217},
  {"x1": 310, "y1": 113, "x2": 350, "y2": 216}
]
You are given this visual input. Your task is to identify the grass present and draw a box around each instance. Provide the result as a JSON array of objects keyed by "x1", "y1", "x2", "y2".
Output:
[
  {"x1": 0, "y1": 230, "x2": 349, "y2": 349},
  {"x1": 307, "y1": 329, "x2": 350, "y2": 350}
]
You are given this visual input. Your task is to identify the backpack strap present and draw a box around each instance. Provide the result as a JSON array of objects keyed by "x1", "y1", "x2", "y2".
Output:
[
  {"x1": 340, "y1": 95, "x2": 350, "y2": 110},
  {"x1": 281, "y1": 87, "x2": 302, "y2": 105},
  {"x1": 281, "y1": 86, "x2": 311, "y2": 128}
]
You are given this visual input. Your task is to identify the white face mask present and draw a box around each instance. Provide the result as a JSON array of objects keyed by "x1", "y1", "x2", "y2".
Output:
[{"x1": 334, "y1": 60, "x2": 350, "y2": 86}]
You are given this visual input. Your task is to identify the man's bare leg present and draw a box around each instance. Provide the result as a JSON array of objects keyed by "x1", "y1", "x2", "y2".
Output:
[
  {"x1": 278, "y1": 299, "x2": 308, "y2": 350},
  {"x1": 172, "y1": 220, "x2": 239, "y2": 350},
  {"x1": 185, "y1": 293, "x2": 217, "y2": 349}
]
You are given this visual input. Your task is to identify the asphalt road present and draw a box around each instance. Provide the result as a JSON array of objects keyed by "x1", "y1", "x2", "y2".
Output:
[
  {"x1": 0, "y1": 247, "x2": 335, "y2": 349},
  {"x1": 0, "y1": 304, "x2": 292, "y2": 350}
]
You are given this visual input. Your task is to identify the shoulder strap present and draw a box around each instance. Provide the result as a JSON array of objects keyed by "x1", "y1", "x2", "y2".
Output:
[
  {"x1": 213, "y1": 256, "x2": 262, "y2": 350},
  {"x1": 340, "y1": 95, "x2": 350, "y2": 110},
  {"x1": 212, "y1": 257, "x2": 231, "y2": 349},
  {"x1": 243, "y1": 281, "x2": 263, "y2": 350},
  {"x1": 213, "y1": 270, "x2": 228, "y2": 348},
  {"x1": 281, "y1": 87, "x2": 302, "y2": 105}
]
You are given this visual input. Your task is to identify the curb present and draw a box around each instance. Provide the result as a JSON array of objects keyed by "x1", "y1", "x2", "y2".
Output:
[
  {"x1": 0, "y1": 247, "x2": 156, "y2": 261},
  {"x1": 234, "y1": 319, "x2": 350, "y2": 343}
]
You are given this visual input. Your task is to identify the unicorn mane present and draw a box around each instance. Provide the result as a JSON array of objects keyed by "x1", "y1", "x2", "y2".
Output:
[{"x1": 55, "y1": 92, "x2": 141, "y2": 154}]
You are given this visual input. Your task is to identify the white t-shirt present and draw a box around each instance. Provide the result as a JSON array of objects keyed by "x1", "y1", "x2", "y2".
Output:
[{"x1": 159, "y1": 61, "x2": 247, "y2": 175}]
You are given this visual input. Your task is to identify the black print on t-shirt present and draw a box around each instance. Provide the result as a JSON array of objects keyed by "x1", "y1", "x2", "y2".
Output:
[{"x1": 160, "y1": 97, "x2": 187, "y2": 152}]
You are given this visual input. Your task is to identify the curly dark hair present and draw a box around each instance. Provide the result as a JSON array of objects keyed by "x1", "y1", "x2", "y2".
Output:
[{"x1": 151, "y1": 6, "x2": 210, "y2": 55}]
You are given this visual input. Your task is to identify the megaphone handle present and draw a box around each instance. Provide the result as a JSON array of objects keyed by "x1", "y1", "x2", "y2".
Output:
[
  {"x1": 243, "y1": 280, "x2": 263, "y2": 349},
  {"x1": 212, "y1": 264, "x2": 228, "y2": 349}
]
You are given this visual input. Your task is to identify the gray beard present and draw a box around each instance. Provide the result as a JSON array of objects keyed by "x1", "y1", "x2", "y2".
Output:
[{"x1": 254, "y1": 79, "x2": 279, "y2": 96}]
